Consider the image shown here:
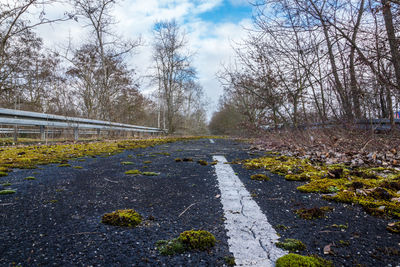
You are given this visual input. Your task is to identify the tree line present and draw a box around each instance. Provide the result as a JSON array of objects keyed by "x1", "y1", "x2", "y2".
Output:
[
  {"x1": 210, "y1": 0, "x2": 400, "y2": 135},
  {"x1": 0, "y1": 0, "x2": 207, "y2": 134}
]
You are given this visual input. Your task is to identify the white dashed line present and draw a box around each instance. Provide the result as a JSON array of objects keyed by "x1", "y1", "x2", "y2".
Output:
[
  {"x1": 209, "y1": 139, "x2": 215, "y2": 144},
  {"x1": 213, "y1": 155, "x2": 286, "y2": 266}
]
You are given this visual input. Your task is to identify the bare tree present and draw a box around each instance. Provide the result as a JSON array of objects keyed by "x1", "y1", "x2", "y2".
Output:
[{"x1": 152, "y1": 19, "x2": 197, "y2": 133}]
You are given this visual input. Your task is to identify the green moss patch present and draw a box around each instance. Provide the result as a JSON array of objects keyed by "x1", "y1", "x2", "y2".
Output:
[
  {"x1": 0, "y1": 171, "x2": 8, "y2": 177},
  {"x1": 250, "y1": 174, "x2": 270, "y2": 181},
  {"x1": 197, "y1": 160, "x2": 208, "y2": 166},
  {"x1": 121, "y1": 161, "x2": 134, "y2": 165},
  {"x1": 223, "y1": 256, "x2": 235, "y2": 266},
  {"x1": 73, "y1": 166, "x2": 83, "y2": 169},
  {"x1": 156, "y1": 230, "x2": 216, "y2": 255},
  {"x1": 58, "y1": 164, "x2": 71, "y2": 167},
  {"x1": 143, "y1": 161, "x2": 152, "y2": 164},
  {"x1": 276, "y1": 238, "x2": 306, "y2": 252},
  {"x1": 295, "y1": 206, "x2": 333, "y2": 220},
  {"x1": 101, "y1": 209, "x2": 142, "y2": 227},
  {"x1": 125, "y1": 169, "x2": 142, "y2": 175},
  {"x1": 0, "y1": 189, "x2": 16, "y2": 195},
  {"x1": 276, "y1": 253, "x2": 332, "y2": 267},
  {"x1": 24, "y1": 176, "x2": 36, "y2": 180},
  {"x1": 179, "y1": 230, "x2": 216, "y2": 250},
  {"x1": 2, "y1": 182, "x2": 11, "y2": 186}
]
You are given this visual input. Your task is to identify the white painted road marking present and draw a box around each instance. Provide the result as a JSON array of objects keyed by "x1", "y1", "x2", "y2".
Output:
[
  {"x1": 213, "y1": 155, "x2": 286, "y2": 266},
  {"x1": 209, "y1": 139, "x2": 215, "y2": 144}
]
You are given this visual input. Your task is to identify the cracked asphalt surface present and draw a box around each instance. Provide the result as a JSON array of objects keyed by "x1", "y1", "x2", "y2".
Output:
[{"x1": 1, "y1": 138, "x2": 400, "y2": 266}]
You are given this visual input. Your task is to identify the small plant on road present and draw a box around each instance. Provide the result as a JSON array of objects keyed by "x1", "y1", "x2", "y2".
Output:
[
  {"x1": 276, "y1": 253, "x2": 332, "y2": 267},
  {"x1": 156, "y1": 230, "x2": 216, "y2": 255},
  {"x1": 101, "y1": 209, "x2": 142, "y2": 227}
]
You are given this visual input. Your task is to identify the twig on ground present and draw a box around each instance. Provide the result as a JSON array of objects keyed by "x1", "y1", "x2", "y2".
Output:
[
  {"x1": 361, "y1": 139, "x2": 373, "y2": 151},
  {"x1": 0, "y1": 203, "x2": 14, "y2": 206},
  {"x1": 178, "y1": 203, "x2": 197, "y2": 217},
  {"x1": 104, "y1": 178, "x2": 118, "y2": 183}
]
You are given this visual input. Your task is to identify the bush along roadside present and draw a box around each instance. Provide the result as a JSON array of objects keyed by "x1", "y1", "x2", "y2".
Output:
[{"x1": 244, "y1": 154, "x2": 400, "y2": 231}]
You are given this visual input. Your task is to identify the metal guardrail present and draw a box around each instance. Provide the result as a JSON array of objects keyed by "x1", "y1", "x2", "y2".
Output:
[{"x1": 0, "y1": 108, "x2": 165, "y2": 141}]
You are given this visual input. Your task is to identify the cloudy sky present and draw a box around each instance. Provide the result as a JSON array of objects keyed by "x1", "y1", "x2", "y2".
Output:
[{"x1": 35, "y1": 0, "x2": 254, "y2": 119}]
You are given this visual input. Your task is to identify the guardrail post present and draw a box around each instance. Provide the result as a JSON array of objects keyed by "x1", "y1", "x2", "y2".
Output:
[
  {"x1": 40, "y1": 126, "x2": 45, "y2": 141},
  {"x1": 13, "y1": 126, "x2": 18, "y2": 143},
  {"x1": 97, "y1": 129, "x2": 101, "y2": 139},
  {"x1": 73, "y1": 127, "x2": 79, "y2": 141}
]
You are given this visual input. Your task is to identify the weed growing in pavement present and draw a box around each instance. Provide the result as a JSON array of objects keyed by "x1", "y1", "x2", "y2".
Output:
[
  {"x1": 0, "y1": 189, "x2": 16, "y2": 195},
  {"x1": 121, "y1": 161, "x2": 134, "y2": 165},
  {"x1": 295, "y1": 206, "x2": 333, "y2": 220},
  {"x1": 223, "y1": 256, "x2": 235, "y2": 266},
  {"x1": 2, "y1": 182, "x2": 11, "y2": 187},
  {"x1": 276, "y1": 253, "x2": 332, "y2": 267},
  {"x1": 24, "y1": 176, "x2": 36, "y2": 180},
  {"x1": 250, "y1": 174, "x2": 270, "y2": 181},
  {"x1": 0, "y1": 171, "x2": 8, "y2": 176},
  {"x1": 73, "y1": 166, "x2": 83, "y2": 169},
  {"x1": 156, "y1": 230, "x2": 216, "y2": 255},
  {"x1": 101, "y1": 209, "x2": 142, "y2": 227},
  {"x1": 276, "y1": 238, "x2": 306, "y2": 252},
  {"x1": 244, "y1": 155, "x2": 400, "y2": 218}
]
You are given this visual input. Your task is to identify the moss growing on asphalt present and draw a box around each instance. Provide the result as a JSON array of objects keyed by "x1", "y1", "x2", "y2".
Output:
[
  {"x1": 0, "y1": 137, "x2": 217, "y2": 170},
  {"x1": 73, "y1": 166, "x2": 83, "y2": 169},
  {"x1": 121, "y1": 161, "x2": 134, "y2": 165},
  {"x1": 244, "y1": 154, "x2": 400, "y2": 218},
  {"x1": 2, "y1": 182, "x2": 11, "y2": 187},
  {"x1": 0, "y1": 171, "x2": 8, "y2": 177},
  {"x1": 24, "y1": 176, "x2": 36, "y2": 180},
  {"x1": 0, "y1": 167, "x2": 9, "y2": 172},
  {"x1": 178, "y1": 230, "x2": 216, "y2": 250},
  {"x1": 156, "y1": 230, "x2": 216, "y2": 255},
  {"x1": 250, "y1": 174, "x2": 270, "y2": 181},
  {"x1": 156, "y1": 239, "x2": 186, "y2": 255},
  {"x1": 101, "y1": 209, "x2": 142, "y2": 227},
  {"x1": 276, "y1": 239, "x2": 306, "y2": 252},
  {"x1": 223, "y1": 256, "x2": 235, "y2": 266},
  {"x1": 0, "y1": 189, "x2": 16, "y2": 195},
  {"x1": 295, "y1": 206, "x2": 333, "y2": 220},
  {"x1": 58, "y1": 164, "x2": 71, "y2": 167},
  {"x1": 125, "y1": 169, "x2": 141, "y2": 175},
  {"x1": 197, "y1": 160, "x2": 208, "y2": 166},
  {"x1": 276, "y1": 253, "x2": 333, "y2": 267},
  {"x1": 143, "y1": 161, "x2": 152, "y2": 164}
]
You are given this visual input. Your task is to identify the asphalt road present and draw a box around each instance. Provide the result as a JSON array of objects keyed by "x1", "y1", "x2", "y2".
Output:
[{"x1": 1, "y1": 138, "x2": 400, "y2": 266}]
